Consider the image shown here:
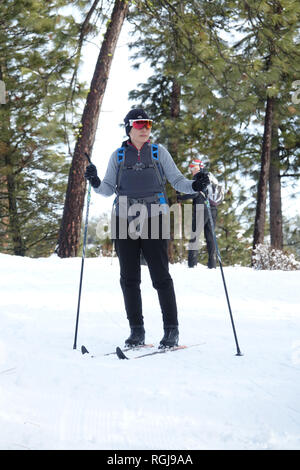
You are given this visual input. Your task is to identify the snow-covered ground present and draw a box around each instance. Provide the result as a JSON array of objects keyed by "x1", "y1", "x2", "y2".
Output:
[{"x1": 0, "y1": 253, "x2": 300, "y2": 450}]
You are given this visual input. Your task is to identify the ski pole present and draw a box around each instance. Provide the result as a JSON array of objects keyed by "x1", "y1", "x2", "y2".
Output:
[
  {"x1": 204, "y1": 196, "x2": 243, "y2": 356},
  {"x1": 73, "y1": 152, "x2": 92, "y2": 350}
]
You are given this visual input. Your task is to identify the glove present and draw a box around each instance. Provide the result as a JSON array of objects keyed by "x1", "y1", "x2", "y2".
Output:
[
  {"x1": 84, "y1": 163, "x2": 101, "y2": 188},
  {"x1": 176, "y1": 191, "x2": 183, "y2": 202},
  {"x1": 192, "y1": 171, "x2": 210, "y2": 192}
]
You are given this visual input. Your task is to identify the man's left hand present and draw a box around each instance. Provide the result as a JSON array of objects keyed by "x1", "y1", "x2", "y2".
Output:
[{"x1": 192, "y1": 171, "x2": 210, "y2": 192}]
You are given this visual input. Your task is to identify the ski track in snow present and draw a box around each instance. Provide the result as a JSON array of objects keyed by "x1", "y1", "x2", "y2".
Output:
[{"x1": 0, "y1": 254, "x2": 300, "y2": 450}]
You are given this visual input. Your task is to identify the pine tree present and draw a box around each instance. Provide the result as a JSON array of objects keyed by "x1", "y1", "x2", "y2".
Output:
[
  {"x1": 0, "y1": 0, "x2": 90, "y2": 256},
  {"x1": 127, "y1": 0, "x2": 253, "y2": 264},
  {"x1": 227, "y1": 0, "x2": 300, "y2": 258},
  {"x1": 269, "y1": 115, "x2": 283, "y2": 249},
  {"x1": 115, "y1": 0, "x2": 300, "y2": 265},
  {"x1": 56, "y1": 0, "x2": 130, "y2": 258}
]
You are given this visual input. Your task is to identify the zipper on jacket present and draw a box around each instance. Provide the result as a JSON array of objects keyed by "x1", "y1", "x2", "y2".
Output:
[{"x1": 128, "y1": 140, "x2": 150, "y2": 162}]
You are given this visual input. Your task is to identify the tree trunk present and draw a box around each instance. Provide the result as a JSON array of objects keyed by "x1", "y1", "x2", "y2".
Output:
[
  {"x1": 269, "y1": 116, "x2": 283, "y2": 250},
  {"x1": 1, "y1": 60, "x2": 25, "y2": 255},
  {"x1": 56, "y1": 0, "x2": 129, "y2": 258},
  {"x1": 168, "y1": 78, "x2": 181, "y2": 264},
  {"x1": 252, "y1": 96, "x2": 273, "y2": 258},
  {"x1": 4, "y1": 153, "x2": 26, "y2": 256}
]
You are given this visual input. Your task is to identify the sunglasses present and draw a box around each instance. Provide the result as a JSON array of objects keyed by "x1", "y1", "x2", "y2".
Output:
[{"x1": 129, "y1": 119, "x2": 153, "y2": 130}]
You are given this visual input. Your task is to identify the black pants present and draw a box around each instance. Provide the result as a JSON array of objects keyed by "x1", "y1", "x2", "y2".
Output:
[
  {"x1": 114, "y1": 236, "x2": 178, "y2": 329},
  {"x1": 188, "y1": 206, "x2": 217, "y2": 268}
]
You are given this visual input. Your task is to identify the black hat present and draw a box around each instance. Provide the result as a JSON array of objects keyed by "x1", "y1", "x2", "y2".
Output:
[{"x1": 124, "y1": 108, "x2": 151, "y2": 136}]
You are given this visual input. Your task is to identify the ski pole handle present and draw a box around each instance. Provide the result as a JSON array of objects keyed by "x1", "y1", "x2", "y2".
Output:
[{"x1": 85, "y1": 152, "x2": 91, "y2": 164}]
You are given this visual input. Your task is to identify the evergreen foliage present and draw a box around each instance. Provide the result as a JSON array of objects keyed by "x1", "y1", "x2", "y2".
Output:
[
  {"x1": 0, "y1": 0, "x2": 98, "y2": 256},
  {"x1": 125, "y1": 0, "x2": 299, "y2": 265},
  {"x1": 0, "y1": 0, "x2": 299, "y2": 265}
]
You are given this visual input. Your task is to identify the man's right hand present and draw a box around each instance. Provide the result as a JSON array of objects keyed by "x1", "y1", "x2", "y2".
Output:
[{"x1": 84, "y1": 163, "x2": 101, "y2": 188}]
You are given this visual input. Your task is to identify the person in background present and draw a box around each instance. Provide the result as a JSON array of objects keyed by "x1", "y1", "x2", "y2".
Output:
[
  {"x1": 177, "y1": 159, "x2": 224, "y2": 269},
  {"x1": 84, "y1": 109, "x2": 210, "y2": 349}
]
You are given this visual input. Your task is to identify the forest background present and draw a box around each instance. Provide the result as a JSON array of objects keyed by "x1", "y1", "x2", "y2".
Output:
[{"x1": 1, "y1": 0, "x2": 299, "y2": 267}]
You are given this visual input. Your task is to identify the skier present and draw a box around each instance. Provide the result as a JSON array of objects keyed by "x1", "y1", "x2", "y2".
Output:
[
  {"x1": 84, "y1": 108, "x2": 210, "y2": 348},
  {"x1": 177, "y1": 159, "x2": 224, "y2": 269}
]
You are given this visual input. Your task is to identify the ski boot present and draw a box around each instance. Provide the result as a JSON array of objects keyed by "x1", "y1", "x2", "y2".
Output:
[
  {"x1": 125, "y1": 326, "x2": 145, "y2": 347},
  {"x1": 158, "y1": 326, "x2": 179, "y2": 349},
  {"x1": 207, "y1": 257, "x2": 216, "y2": 269}
]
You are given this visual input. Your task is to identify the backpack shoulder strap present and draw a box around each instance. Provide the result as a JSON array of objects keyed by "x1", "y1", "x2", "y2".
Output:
[
  {"x1": 151, "y1": 144, "x2": 166, "y2": 183},
  {"x1": 117, "y1": 147, "x2": 125, "y2": 163},
  {"x1": 151, "y1": 144, "x2": 168, "y2": 204},
  {"x1": 151, "y1": 143, "x2": 159, "y2": 161}
]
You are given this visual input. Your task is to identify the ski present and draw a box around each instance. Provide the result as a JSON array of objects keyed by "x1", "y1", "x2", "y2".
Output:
[
  {"x1": 116, "y1": 343, "x2": 205, "y2": 360},
  {"x1": 81, "y1": 344, "x2": 154, "y2": 358}
]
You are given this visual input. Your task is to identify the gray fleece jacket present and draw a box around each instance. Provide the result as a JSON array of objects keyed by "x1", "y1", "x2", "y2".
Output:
[{"x1": 94, "y1": 143, "x2": 197, "y2": 198}]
